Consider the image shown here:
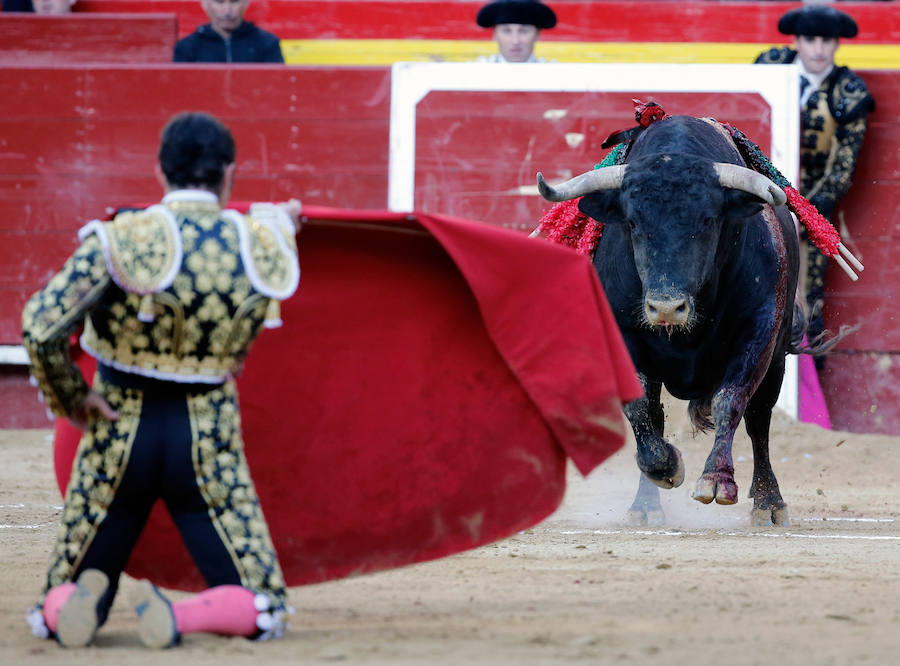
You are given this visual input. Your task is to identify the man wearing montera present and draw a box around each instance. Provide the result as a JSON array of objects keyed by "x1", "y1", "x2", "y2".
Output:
[
  {"x1": 24, "y1": 112, "x2": 300, "y2": 648},
  {"x1": 755, "y1": 4, "x2": 874, "y2": 358},
  {"x1": 476, "y1": 0, "x2": 556, "y2": 63},
  {"x1": 174, "y1": 0, "x2": 283, "y2": 63}
]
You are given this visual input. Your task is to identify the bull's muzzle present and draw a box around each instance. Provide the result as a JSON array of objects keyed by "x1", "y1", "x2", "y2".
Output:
[{"x1": 644, "y1": 296, "x2": 690, "y2": 328}]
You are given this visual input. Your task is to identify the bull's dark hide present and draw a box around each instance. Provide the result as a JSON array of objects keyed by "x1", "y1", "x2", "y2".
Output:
[{"x1": 555, "y1": 115, "x2": 801, "y2": 526}]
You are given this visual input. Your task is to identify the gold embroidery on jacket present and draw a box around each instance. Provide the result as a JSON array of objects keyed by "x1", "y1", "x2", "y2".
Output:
[
  {"x1": 149, "y1": 291, "x2": 186, "y2": 356},
  {"x1": 25, "y1": 198, "x2": 299, "y2": 416},
  {"x1": 248, "y1": 220, "x2": 296, "y2": 295},
  {"x1": 79, "y1": 200, "x2": 296, "y2": 382},
  {"x1": 105, "y1": 209, "x2": 179, "y2": 294},
  {"x1": 22, "y1": 235, "x2": 111, "y2": 415},
  {"x1": 224, "y1": 295, "x2": 269, "y2": 360},
  {"x1": 801, "y1": 92, "x2": 838, "y2": 201}
]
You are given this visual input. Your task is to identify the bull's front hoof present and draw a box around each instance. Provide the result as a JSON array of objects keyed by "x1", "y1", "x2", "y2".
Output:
[
  {"x1": 691, "y1": 473, "x2": 738, "y2": 505},
  {"x1": 646, "y1": 448, "x2": 685, "y2": 490},
  {"x1": 750, "y1": 506, "x2": 791, "y2": 527}
]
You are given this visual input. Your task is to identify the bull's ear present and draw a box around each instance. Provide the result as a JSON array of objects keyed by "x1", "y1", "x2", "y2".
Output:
[
  {"x1": 578, "y1": 191, "x2": 627, "y2": 225},
  {"x1": 723, "y1": 189, "x2": 765, "y2": 219}
]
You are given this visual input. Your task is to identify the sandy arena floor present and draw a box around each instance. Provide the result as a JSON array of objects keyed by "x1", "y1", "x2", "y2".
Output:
[{"x1": 1, "y1": 400, "x2": 898, "y2": 665}]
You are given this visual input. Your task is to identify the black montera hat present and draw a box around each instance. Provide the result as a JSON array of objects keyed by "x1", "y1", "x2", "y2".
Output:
[
  {"x1": 778, "y1": 5, "x2": 858, "y2": 39},
  {"x1": 476, "y1": 0, "x2": 557, "y2": 29}
]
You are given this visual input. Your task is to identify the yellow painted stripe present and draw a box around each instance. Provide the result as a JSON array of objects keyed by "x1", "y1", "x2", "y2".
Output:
[{"x1": 282, "y1": 39, "x2": 900, "y2": 70}]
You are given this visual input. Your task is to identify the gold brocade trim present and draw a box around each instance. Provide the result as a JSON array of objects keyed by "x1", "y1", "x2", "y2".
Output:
[
  {"x1": 187, "y1": 381, "x2": 287, "y2": 607},
  {"x1": 223, "y1": 294, "x2": 268, "y2": 358},
  {"x1": 801, "y1": 93, "x2": 838, "y2": 202},
  {"x1": 804, "y1": 94, "x2": 838, "y2": 157},
  {"x1": 76, "y1": 202, "x2": 288, "y2": 384},
  {"x1": 151, "y1": 291, "x2": 186, "y2": 355},
  {"x1": 23, "y1": 235, "x2": 112, "y2": 345},
  {"x1": 800, "y1": 80, "x2": 869, "y2": 210},
  {"x1": 81, "y1": 322, "x2": 247, "y2": 381},
  {"x1": 831, "y1": 72, "x2": 874, "y2": 123},
  {"x1": 43, "y1": 377, "x2": 142, "y2": 592},
  {"x1": 166, "y1": 198, "x2": 221, "y2": 222},
  {"x1": 225, "y1": 207, "x2": 299, "y2": 300},
  {"x1": 23, "y1": 337, "x2": 91, "y2": 417},
  {"x1": 106, "y1": 208, "x2": 180, "y2": 294},
  {"x1": 22, "y1": 234, "x2": 112, "y2": 416},
  {"x1": 247, "y1": 221, "x2": 296, "y2": 295}
]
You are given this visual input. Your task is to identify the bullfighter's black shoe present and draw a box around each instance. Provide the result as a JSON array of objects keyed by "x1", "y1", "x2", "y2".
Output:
[{"x1": 132, "y1": 580, "x2": 180, "y2": 649}]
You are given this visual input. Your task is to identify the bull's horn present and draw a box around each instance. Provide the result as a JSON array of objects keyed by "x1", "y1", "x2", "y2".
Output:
[
  {"x1": 536, "y1": 165, "x2": 628, "y2": 202},
  {"x1": 713, "y1": 163, "x2": 787, "y2": 206}
]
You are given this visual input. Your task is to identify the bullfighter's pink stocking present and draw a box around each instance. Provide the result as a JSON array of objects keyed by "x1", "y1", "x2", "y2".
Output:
[
  {"x1": 42, "y1": 582, "x2": 76, "y2": 633},
  {"x1": 172, "y1": 585, "x2": 259, "y2": 636}
]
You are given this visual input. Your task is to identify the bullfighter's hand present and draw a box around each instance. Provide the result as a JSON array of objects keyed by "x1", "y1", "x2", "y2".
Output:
[
  {"x1": 278, "y1": 198, "x2": 303, "y2": 233},
  {"x1": 68, "y1": 390, "x2": 120, "y2": 432}
]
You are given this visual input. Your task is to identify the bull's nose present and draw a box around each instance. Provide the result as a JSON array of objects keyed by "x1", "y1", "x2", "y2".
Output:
[{"x1": 645, "y1": 297, "x2": 690, "y2": 326}]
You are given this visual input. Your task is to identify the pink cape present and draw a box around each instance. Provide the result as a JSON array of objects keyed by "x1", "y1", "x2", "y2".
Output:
[{"x1": 53, "y1": 207, "x2": 642, "y2": 590}]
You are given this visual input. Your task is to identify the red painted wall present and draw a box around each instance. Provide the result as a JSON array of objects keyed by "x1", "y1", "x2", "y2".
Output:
[
  {"x1": 820, "y1": 71, "x2": 900, "y2": 433},
  {"x1": 413, "y1": 90, "x2": 770, "y2": 228},
  {"x1": 0, "y1": 65, "x2": 778, "y2": 348},
  {"x1": 0, "y1": 65, "x2": 392, "y2": 348},
  {"x1": 0, "y1": 14, "x2": 176, "y2": 64}
]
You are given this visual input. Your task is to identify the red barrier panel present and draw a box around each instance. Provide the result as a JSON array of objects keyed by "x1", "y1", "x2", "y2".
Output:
[
  {"x1": 0, "y1": 64, "x2": 775, "y2": 342},
  {"x1": 0, "y1": 13, "x2": 176, "y2": 64},
  {"x1": 2, "y1": 62, "x2": 899, "y2": 435},
  {"x1": 0, "y1": 64, "x2": 392, "y2": 348},
  {"x1": 818, "y1": 70, "x2": 900, "y2": 433},
  {"x1": 413, "y1": 89, "x2": 771, "y2": 229},
  {"x1": 824, "y1": 71, "x2": 900, "y2": 352}
]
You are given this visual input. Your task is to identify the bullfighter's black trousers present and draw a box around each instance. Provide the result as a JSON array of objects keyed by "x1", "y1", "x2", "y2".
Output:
[{"x1": 39, "y1": 364, "x2": 288, "y2": 624}]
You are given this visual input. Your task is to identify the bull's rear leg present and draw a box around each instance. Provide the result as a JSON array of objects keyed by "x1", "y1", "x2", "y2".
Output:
[
  {"x1": 627, "y1": 472, "x2": 665, "y2": 526},
  {"x1": 744, "y1": 373, "x2": 790, "y2": 526}
]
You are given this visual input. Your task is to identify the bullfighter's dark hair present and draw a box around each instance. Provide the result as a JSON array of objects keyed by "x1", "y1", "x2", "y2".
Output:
[{"x1": 158, "y1": 112, "x2": 236, "y2": 191}]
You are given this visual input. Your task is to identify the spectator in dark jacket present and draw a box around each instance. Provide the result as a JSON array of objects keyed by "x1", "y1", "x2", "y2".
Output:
[
  {"x1": 1, "y1": 0, "x2": 34, "y2": 11},
  {"x1": 174, "y1": 0, "x2": 284, "y2": 63},
  {"x1": 2, "y1": 0, "x2": 76, "y2": 12}
]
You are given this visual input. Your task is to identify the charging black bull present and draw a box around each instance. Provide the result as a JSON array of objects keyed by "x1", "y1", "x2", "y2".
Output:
[{"x1": 538, "y1": 115, "x2": 802, "y2": 527}]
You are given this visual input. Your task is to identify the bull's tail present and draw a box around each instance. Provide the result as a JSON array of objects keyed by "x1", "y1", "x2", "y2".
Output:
[
  {"x1": 688, "y1": 398, "x2": 714, "y2": 435},
  {"x1": 789, "y1": 301, "x2": 807, "y2": 353},
  {"x1": 788, "y1": 301, "x2": 858, "y2": 356}
]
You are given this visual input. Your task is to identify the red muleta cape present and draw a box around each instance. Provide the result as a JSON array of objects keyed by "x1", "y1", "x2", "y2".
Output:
[{"x1": 54, "y1": 206, "x2": 642, "y2": 590}]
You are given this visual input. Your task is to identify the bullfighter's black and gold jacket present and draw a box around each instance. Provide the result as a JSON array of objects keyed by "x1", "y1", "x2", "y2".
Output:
[
  {"x1": 22, "y1": 190, "x2": 300, "y2": 417},
  {"x1": 755, "y1": 46, "x2": 875, "y2": 219}
]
